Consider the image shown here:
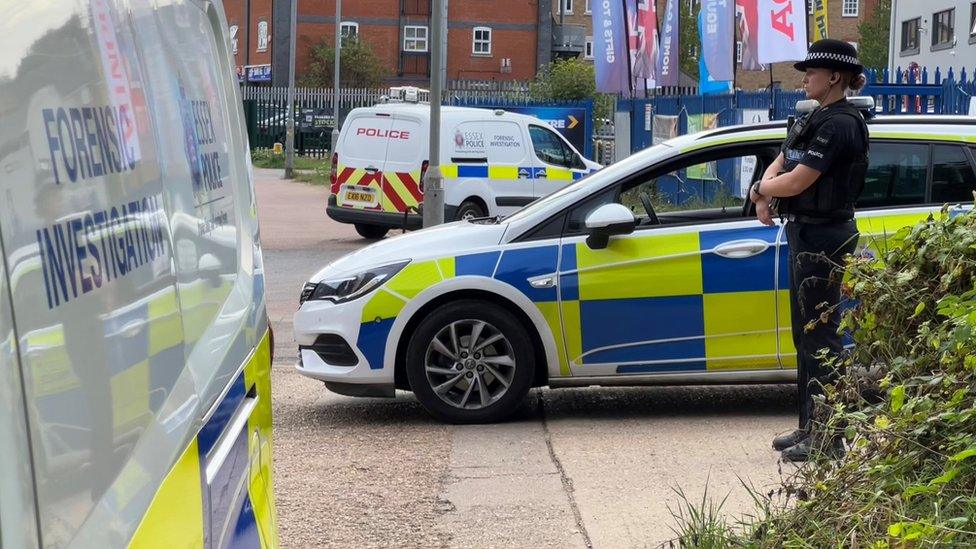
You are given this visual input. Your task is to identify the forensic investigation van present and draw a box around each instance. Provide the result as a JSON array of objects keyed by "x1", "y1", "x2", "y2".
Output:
[
  {"x1": 326, "y1": 87, "x2": 602, "y2": 239},
  {"x1": 0, "y1": 0, "x2": 278, "y2": 546}
]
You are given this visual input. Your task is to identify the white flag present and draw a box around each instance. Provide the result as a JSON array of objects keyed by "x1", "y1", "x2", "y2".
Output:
[{"x1": 757, "y1": 0, "x2": 808, "y2": 64}]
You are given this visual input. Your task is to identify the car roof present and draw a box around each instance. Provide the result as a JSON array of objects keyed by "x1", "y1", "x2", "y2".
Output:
[{"x1": 351, "y1": 103, "x2": 543, "y2": 124}]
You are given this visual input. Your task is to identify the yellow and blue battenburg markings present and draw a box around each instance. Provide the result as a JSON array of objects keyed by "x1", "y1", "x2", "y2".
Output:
[
  {"x1": 129, "y1": 329, "x2": 276, "y2": 548},
  {"x1": 353, "y1": 209, "x2": 942, "y2": 378}
]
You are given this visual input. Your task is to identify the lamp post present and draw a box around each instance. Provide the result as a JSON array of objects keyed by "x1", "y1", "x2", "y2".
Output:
[
  {"x1": 284, "y1": 0, "x2": 297, "y2": 179},
  {"x1": 330, "y1": 0, "x2": 341, "y2": 161},
  {"x1": 423, "y1": 0, "x2": 446, "y2": 227}
]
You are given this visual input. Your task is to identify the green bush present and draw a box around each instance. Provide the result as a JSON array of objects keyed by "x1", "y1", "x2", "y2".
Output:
[{"x1": 670, "y1": 209, "x2": 976, "y2": 547}]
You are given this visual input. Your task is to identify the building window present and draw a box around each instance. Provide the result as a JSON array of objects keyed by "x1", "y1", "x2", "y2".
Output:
[
  {"x1": 229, "y1": 24, "x2": 239, "y2": 55},
  {"x1": 932, "y1": 9, "x2": 955, "y2": 48},
  {"x1": 472, "y1": 27, "x2": 491, "y2": 55},
  {"x1": 584, "y1": 36, "x2": 593, "y2": 59},
  {"x1": 901, "y1": 18, "x2": 920, "y2": 53},
  {"x1": 340, "y1": 22, "x2": 359, "y2": 45},
  {"x1": 808, "y1": 1, "x2": 814, "y2": 15},
  {"x1": 559, "y1": 0, "x2": 573, "y2": 14},
  {"x1": 585, "y1": 0, "x2": 592, "y2": 14},
  {"x1": 970, "y1": 2, "x2": 976, "y2": 41},
  {"x1": 736, "y1": 41, "x2": 742, "y2": 63},
  {"x1": 842, "y1": 0, "x2": 858, "y2": 17},
  {"x1": 257, "y1": 20, "x2": 269, "y2": 52},
  {"x1": 403, "y1": 25, "x2": 429, "y2": 52}
]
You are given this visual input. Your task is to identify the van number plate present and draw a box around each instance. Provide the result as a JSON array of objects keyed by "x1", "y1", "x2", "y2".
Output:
[{"x1": 342, "y1": 186, "x2": 378, "y2": 206}]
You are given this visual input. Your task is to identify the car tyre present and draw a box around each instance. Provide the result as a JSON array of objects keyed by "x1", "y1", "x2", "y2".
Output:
[
  {"x1": 406, "y1": 300, "x2": 535, "y2": 424},
  {"x1": 354, "y1": 224, "x2": 389, "y2": 240},
  {"x1": 455, "y1": 200, "x2": 486, "y2": 221}
]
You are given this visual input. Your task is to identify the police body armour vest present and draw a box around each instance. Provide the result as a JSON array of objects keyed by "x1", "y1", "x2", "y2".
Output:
[{"x1": 779, "y1": 100, "x2": 869, "y2": 221}]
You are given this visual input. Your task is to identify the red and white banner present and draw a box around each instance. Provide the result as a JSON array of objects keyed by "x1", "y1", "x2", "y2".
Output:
[
  {"x1": 735, "y1": 0, "x2": 763, "y2": 71},
  {"x1": 629, "y1": 0, "x2": 659, "y2": 86},
  {"x1": 757, "y1": 0, "x2": 808, "y2": 64}
]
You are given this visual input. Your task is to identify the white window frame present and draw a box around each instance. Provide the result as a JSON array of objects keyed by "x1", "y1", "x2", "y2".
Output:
[
  {"x1": 340, "y1": 21, "x2": 359, "y2": 44},
  {"x1": 842, "y1": 0, "x2": 859, "y2": 17},
  {"x1": 559, "y1": 0, "x2": 574, "y2": 15},
  {"x1": 256, "y1": 20, "x2": 269, "y2": 52},
  {"x1": 736, "y1": 41, "x2": 742, "y2": 63},
  {"x1": 403, "y1": 25, "x2": 429, "y2": 52},
  {"x1": 229, "y1": 24, "x2": 239, "y2": 55},
  {"x1": 585, "y1": 0, "x2": 592, "y2": 14},
  {"x1": 472, "y1": 26, "x2": 492, "y2": 55},
  {"x1": 584, "y1": 36, "x2": 594, "y2": 59}
]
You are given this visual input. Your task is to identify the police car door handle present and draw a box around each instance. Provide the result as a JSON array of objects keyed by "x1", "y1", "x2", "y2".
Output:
[
  {"x1": 713, "y1": 239, "x2": 769, "y2": 259},
  {"x1": 528, "y1": 275, "x2": 556, "y2": 289},
  {"x1": 364, "y1": 166, "x2": 379, "y2": 174}
]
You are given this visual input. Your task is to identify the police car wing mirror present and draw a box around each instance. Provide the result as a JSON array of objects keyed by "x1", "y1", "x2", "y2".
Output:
[{"x1": 584, "y1": 203, "x2": 635, "y2": 250}]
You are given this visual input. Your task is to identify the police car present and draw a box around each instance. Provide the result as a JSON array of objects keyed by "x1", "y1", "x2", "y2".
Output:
[
  {"x1": 1, "y1": 0, "x2": 277, "y2": 546},
  {"x1": 327, "y1": 87, "x2": 602, "y2": 239},
  {"x1": 296, "y1": 109, "x2": 976, "y2": 423}
]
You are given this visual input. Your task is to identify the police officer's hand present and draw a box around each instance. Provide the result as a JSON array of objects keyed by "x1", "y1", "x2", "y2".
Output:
[{"x1": 755, "y1": 198, "x2": 775, "y2": 226}]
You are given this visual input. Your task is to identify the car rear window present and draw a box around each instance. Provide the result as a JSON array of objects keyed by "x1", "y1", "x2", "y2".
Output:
[{"x1": 858, "y1": 142, "x2": 928, "y2": 208}]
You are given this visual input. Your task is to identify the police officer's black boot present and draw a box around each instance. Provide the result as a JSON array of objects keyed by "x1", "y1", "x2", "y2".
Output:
[
  {"x1": 782, "y1": 434, "x2": 845, "y2": 462},
  {"x1": 772, "y1": 429, "x2": 808, "y2": 451}
]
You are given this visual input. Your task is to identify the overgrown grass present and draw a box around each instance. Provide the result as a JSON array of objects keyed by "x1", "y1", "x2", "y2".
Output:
[
  {"x1": 250, "y1": 148, "x2": 329, "y2": 171},
  {"x1": 668, "y1": 207, "x2": 976, "y2": 547}
]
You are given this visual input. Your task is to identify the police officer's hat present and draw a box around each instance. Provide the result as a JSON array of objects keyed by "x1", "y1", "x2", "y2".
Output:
[{"x1": 794, "y1": 39, "x2": 862, "y2": 73}]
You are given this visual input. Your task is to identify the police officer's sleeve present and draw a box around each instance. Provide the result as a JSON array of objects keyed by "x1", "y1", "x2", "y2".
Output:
[{"x1": 799, "y1": 120, "x2": 848, "y2": 173}]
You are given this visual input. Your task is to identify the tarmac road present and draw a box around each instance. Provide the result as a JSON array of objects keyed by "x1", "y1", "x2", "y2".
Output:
[{"x1": 255, "y1": 168, "x2": 796, "y2": 548}]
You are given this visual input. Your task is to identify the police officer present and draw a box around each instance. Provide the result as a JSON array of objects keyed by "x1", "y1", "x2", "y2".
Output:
[{"x1": 749, "y1": 39, "x2": 869, "y2": 462}]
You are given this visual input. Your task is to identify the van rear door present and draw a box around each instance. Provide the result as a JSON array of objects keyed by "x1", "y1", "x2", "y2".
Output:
[
  {"x1": 380, "y1": 115, "x2": 425, "y2": 214},
  {"x1": 334, "y1": 113, "x2": 392, "y2": 212}
]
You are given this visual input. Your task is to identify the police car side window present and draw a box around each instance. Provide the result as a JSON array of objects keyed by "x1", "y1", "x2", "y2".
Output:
[
  {"x1": 858, "y1": 142, "x2": 928, "y2": 209},
  {"x1": 931, "y1": 145, "x2": 976, "y2": 204},
  {"x1": 530, "y1": 125, "x2": 573, "y2": 169}
]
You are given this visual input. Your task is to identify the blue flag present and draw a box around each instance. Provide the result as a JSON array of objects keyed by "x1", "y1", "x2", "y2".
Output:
[
  {"x1": 592, "y1": 0, "x2": 632, "y2": 96},
  {"x1": 657, "y1": 0, "x2": 679, "y2": 87},
  {"x1": 698, "y1": 3, "x2": 733, "y2": 94}
]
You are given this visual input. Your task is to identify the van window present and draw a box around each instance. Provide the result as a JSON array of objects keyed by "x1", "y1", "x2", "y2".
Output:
[
  {"x1": 342, "y1": 116, "x2": 394, "y2": 163},
  {"x1": 483, "y1": 121, "x2": 527, "y2": 165},
  {"x1": 385, "y1": 118, "x2": 423, "y2": 164},
  {"x1": 529, "y1": 125, "x2": 575, "y2": 169},
  {"x1": 858, "y1": 142, "x2": 928, "y2": 208},
  {"x1": 931, "y1": 145, "x2": 976, "y2": 203}
]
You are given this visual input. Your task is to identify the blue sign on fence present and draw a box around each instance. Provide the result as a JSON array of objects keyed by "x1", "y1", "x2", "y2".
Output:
[
  {"x1": 479, "y1": 105, "x2": 592, "y2": 160},
  {"x1": 246, "y1": 64, "x2": 272, "y2": 83}
]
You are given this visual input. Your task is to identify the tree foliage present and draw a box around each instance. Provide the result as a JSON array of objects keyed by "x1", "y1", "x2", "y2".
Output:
[
  {"x1": 530, "y1": 57, "x2": 615, "y2": 123},
  {"x1": 858, "y1": 0, "x2": 891, "y2": 72},
  {"x1": 301, "y1": 37, "x2": 388, "y2": 88}
]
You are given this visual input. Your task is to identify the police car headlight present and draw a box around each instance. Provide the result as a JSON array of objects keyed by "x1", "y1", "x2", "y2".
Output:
[{"x1": 301, "y1": 260, "x2": 409, "y2": 305}]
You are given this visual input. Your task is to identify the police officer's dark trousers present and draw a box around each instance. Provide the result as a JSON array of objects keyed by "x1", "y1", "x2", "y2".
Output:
[{"x1": 786, "y1": 219, "x2": 858, "y2": 430}]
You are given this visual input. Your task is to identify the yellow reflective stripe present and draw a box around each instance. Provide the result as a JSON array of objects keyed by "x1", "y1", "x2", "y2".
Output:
[
  {"x1": 385, "y1": 172, "x2": 421, "y2": 208},
  {"x1": 561, "y1": 301, "x2": 582, "y2": 370},
  {"x1": 441, "y1": 164, "x2": 458, "y2": 179},
  {"x1": 361, "y1": 289, "x2": 407, "y2": 323},
  {"x1": 244, "y1": 329, "x2": 277, "y2": 548},
  {"x1": 488, "y1": 165, "x2": 519, "y2": 179},
  {"x1": 111, "y1": 360, "x2": 150, "y2": 433},
  {"x1": 575, "y1": 233, "x2": 703, "y2": 300},
  {"x1": 437, "y1": 257, "x2": 456, "y2": 279},
  {"x1": 129, "y1": 439, "x2": 205, "y2": 548},
  {"x1": 703, "y1": 291, "x2": 779, "y2": 371},
  {"x1": 385, "y1": 261, "x2": 443, "y2": 300},
  {"x1": 535, "y1": 302, "x2": 571, "y2": 376},
  {"x1": 546, "y1": 167, "x2": 574, "y2": 181}
]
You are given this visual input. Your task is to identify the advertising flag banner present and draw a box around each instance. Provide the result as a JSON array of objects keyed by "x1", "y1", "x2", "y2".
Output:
[
  {"x1": 735, "y1": 0, "x2": 763, "y2": 71},
  {"x1": 701, "y1": 0, "x2": 735, "y2": 82},
  {"x1": 757, "y1": 0, "x2": 808, "y2": 64},
  {"x1": 593, "y1": 0, "x2": 633, "y2": 96},
  {"x1": 628, "y1": 0, "x2": 659, "y2": 85},
  {"x1": 813, "y1": 0, "x2": 829, "y2": 41},
  {"x1": 656, "y1": 0, "x2": 680, "y2": 86}
]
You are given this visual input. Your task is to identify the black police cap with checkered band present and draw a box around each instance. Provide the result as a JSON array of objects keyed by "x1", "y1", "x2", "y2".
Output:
[{"x1": 794, "y1": 39, "x2": 862, "y2": 73}]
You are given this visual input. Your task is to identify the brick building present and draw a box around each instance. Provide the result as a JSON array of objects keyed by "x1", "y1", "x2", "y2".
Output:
[
  {"x1": 224, "y1": 0, "x2": 557, "y2": 87},
  {"x1": 223, "y1": 0, "x2": 274, "y2": 84}
]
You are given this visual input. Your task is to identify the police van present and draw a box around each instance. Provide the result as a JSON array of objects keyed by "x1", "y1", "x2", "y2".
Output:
[
  {"x1": 1, "y1": 1, "x2": 277, "y2": 546},
  {"x1": 327, "y1": 87, "x2": 602, "y2": 239},
  {"x1": 296, "y1": 106, "x2": 975, "y2": 424}
]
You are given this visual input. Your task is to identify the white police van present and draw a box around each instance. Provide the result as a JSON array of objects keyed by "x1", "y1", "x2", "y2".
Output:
[
  {"x1": 327, "y1": 87, "x2": 602, "y2": 239},
  {"x1": 0, "y1": 0, "x2": 277, "y2": 546}
]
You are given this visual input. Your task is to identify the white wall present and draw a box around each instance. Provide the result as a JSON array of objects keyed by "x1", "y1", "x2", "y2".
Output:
[{"x1": 889, "y1": 0, "x2": 976, "y2": 77}]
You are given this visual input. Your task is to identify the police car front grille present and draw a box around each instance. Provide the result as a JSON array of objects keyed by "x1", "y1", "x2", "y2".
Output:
[{"x1": 299, "y1": 282, "x2": 317, "y2": 305}]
